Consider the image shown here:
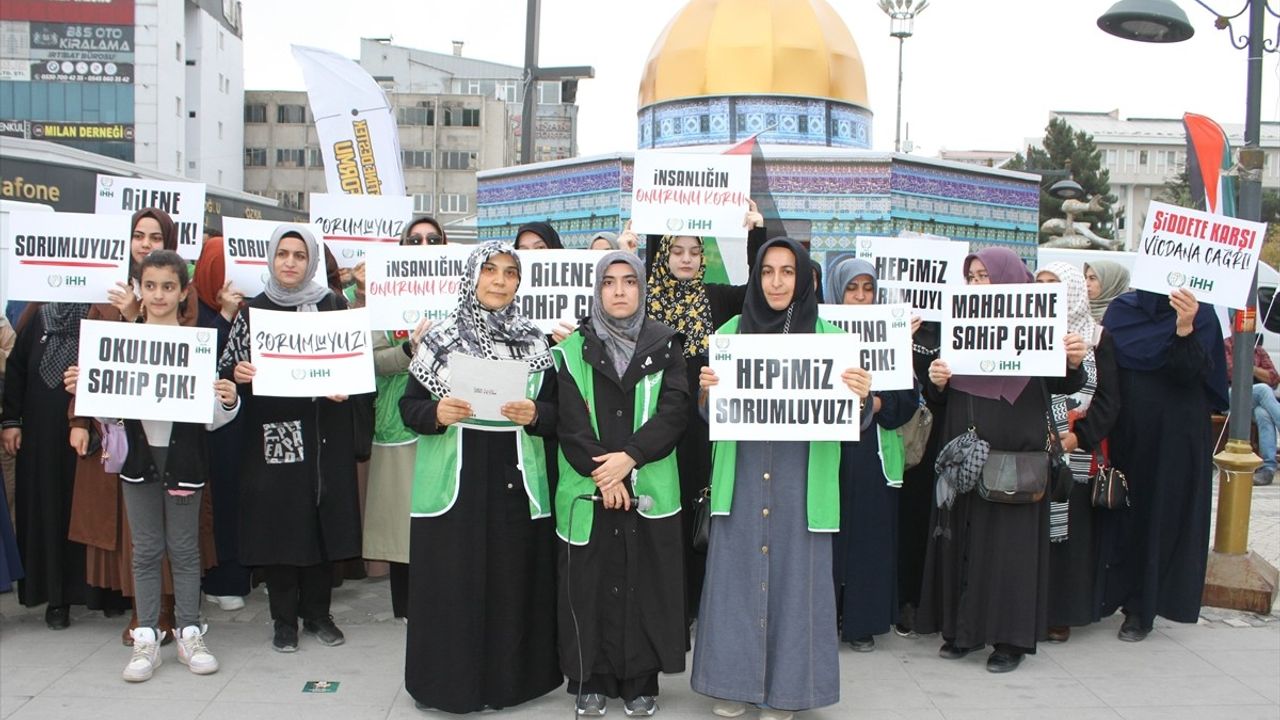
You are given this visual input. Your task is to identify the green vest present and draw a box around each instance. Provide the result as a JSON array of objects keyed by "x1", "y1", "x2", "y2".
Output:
[
  {"x1": 878, "y1": 426, "x2": 905, "y2": 487},
  {"x1": 374, "y1": 332, "x2": 416, "y2": 446},
  {"x1": 709, "y1": 316, "x2": 845, "y2": 532},
  {"x1": 551, "y1": 332, "x2": 681, "y2": 545},
  {"x1": 409, "y1": 370, "x2": 551, "y2": 520}
]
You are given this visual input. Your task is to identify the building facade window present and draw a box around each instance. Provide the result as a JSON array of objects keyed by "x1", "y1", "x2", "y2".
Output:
[
  {"x1": 1138, "y1": 150, "x2": 1148, "y2": 166},
  {"x1": 276, "y1": 148, "x2": 306, "y2": 167},
  {"x1": 277, "y1": 191, "x2": 305, "y2": 209},
  {"x1": 217, "y1": 121, "x2": 223, "y2": 140},
  {"x1": 244, "y1": 104, "x2": 267, "y2": 123},
  {"x1": 440, "y1": 151, "x2": 476, "y2": 170},
  {"x1": 176, "y1": 42, "x2": 182, "y2": 61},
  {"x1": 402, "y1": 150, "x2": 433, "y2": 168},
  {"x1": 245, "y1": 148, "x2": 267, "y2": 166},
  {"x1": 438, "y1": 193, "x2": 469, "y2": 214},
  {"x1": 277, "y1": 104, "x2": 307, "y2": 123},
  {"x1": 307, "y1": 147, "x2": 324, "y2": 167},
  {"x1": 176, "y1": 96, "x2": 182, "y2": 117},
  {"x1": 397, "y1": 105, "x2": 434, "y2": 126},
  {"x1": 413, "y1": 193, "x2": 433, "y2": 213}
]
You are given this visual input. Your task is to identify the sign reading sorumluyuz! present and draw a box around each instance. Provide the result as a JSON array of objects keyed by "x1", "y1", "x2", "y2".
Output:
[
  {"x1": 629, "y1": 150, "x2": 752, "y2": 240},
  {"x1": 249, "y1": 307, "x2": 375, "y2": 397},
  {"x1": 95, "y1": 174, "x2": 206, "y2": 261},
  {"x1": 1131, "y1": 200, "x2": 1267, "y2": 310},
  {"x1": 4, "y1": 210, "x2": 130, "y2": 302},
  {"x1": 308, "y1": 192, "x2": 411, "y2": 269},
  {"x1": 941, "y1": 284, "x2": 1067, "y2": 377},
  {"x1": 362, "y1": 244, "x2": 471, "y2": 330},
  {"x1": 848, "y1": 235, "x2": 970, "y2": 322},
  {"x1": 817, "y1": 303, "x2": 915, "y2": 391},
  {"x1": 707, "y1": 333, "x2": 864, "y2": 442},
  {"x1": 221, "y1": 217, "x2": 326, "y2": 297},
  {"x1": 514, "y1": 249, "x2": 609, "y2": 334},
  {"x1": 74, "y1": 320, "x2": 217, "y2": 424}
]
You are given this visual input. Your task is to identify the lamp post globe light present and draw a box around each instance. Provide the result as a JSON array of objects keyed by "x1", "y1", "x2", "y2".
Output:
[
  {"x1": 878, "y1": 0, "x2": 929, "y2": 153},
  {"x1": 1098, "y1": 0, "x2": 1279, "y2": 612}
]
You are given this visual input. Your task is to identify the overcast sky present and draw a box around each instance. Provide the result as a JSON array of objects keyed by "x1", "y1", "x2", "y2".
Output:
[{"x1": 241, "y1": 0, "x2": 1280, "y2": 158}]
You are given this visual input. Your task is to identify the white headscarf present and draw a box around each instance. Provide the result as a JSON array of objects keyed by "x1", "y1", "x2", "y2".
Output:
[{"x1": 1040, "y1": 261, "x2": 1099, "y2": 345}]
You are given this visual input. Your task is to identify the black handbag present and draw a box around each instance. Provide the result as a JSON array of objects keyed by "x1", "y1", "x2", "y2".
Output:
[
  {"x1": 971, "y1": 385, "x2": 1060, "y2": 505},
  {"x1": 1090, "y1": 441, "x2": 1130, "y2": 509},
  {"x1": 691, "y1": 486, "x2": 711, "y2": 551}
]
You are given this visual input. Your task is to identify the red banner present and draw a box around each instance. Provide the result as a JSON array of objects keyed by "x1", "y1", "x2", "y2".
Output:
[{"x1": 0, "y1": 0, "x2": 134, "y2": 25}]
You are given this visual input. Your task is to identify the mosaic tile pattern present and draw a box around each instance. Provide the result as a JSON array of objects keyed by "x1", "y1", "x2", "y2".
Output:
[{"x1": 636, "y1": 96, "x2": 873, "y2": 149}]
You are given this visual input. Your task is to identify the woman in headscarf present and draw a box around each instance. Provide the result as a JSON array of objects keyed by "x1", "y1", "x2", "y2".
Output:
[
  {"x1": 1085, "y1": 260, "x2": 1130, "y2": 323},
  {"x1": 515, "y1": 221, "x2": 564, "y2": 250},
  {"x1": 68, "y1": 207, "x2": 209, "y2": 642},
  {"x1": 193, "y1": 234, "x2": 252, "y2": 612},
  {"x1": 1034, "y1": 262, "x2": 1120, "y2": 643},
  {"x1": 692, "y1": 238, "x2": 872, "y2": 720},
  {"x1": 2, "y1": 301, "x2": 95, "y2": 628},
  {"x1": 552, "y1": 251, "x2": 688, "y2": 717},
  {"x1": 824, "y1": 257, "x2": 920, "y2": 652},
  {"x1": 219, "y1": 224, "x2": 363, "y2": 653},
  {"x1": 643, "y1": 202, "x2": 767, "y2": 626},
  {"x1": 587, "y1": 231, "x2": 620, "y2": 251},
  {"x1": 399, "y1": 241, "x2": 562, "y2": 713},
  {"x1": 1095, "y1": 287, "x2": 1227, "y2": 642},
  {"x1": 362, "y1": 218, "x2": 442, "y2": 621},
  {"x1": 915, "y1": 247, "x2": 1087, "y2": 673}
]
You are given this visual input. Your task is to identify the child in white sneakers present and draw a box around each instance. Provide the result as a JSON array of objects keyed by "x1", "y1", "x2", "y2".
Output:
[{"x1": 67, "y1": 250, "x2": 240, "y2": 681}]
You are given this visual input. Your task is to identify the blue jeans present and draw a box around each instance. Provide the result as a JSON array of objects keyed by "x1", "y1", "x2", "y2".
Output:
[{"x1": 1251, "y1": 383, "x2": 1280, "y2": 471}]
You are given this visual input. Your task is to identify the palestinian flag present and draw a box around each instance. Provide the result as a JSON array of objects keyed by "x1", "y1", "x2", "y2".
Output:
[{"x1": 1183, "y1": 113, "x2": 1237, "y2": 217}]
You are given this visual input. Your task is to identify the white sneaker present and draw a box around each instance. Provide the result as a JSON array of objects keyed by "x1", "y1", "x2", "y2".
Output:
[
  {"x1": 711, "y1": 701, "x2": 746, "y2": 718},
  {"x1": 177, "y1": 624, "x2": 219, "y2": 675},
  {"x1": 206, "y1": 594, "x2": 245, "y2": 611},
  {"x1": 122, "y1": 627, "x2": 162, "y2": 682}
]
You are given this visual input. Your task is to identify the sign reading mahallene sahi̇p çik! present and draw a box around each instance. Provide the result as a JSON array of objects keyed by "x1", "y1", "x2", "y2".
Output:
[
  {"x1": 514, "y1": 249, "x2": 609, "y2": 334},
  {"x1": 817, "y1": 303, "x2": 915, "y2": 391},
  {"x1": 94, "y1": 174, "x2": 206, "y2": 261},
  {"x1": 4, "y1": 211, "x2": 130, "y2": 303},
  {"x1": 221, "y1": 217, "x2": 327, "y2": 298},
  {"x1": 850, "y1": 235, "x2": 970, "y2": 322},
  {"x1": 630, "y1": 150, "x2": 752, "y2": 240},
  {"x1": 362, "y1": 244, "x2": 472, "y2": 330},
  {"x1": 708, "y1": 333, "x2": 864, "y2": 443},
  {"x1": 308, "y1": 193, "x2": 412, "y2": 269},
  {"x1": 941, "y1": 284, "x2": 1067, "y2": 377},
  {"x1": 249, "y1": 307, "x2": 375, "y2": 397},
  {"x1": 1132, "y1": 200, "x2": 1267, "y2": 310},
  {"x1": 74, "y1": 320, "x2": 217, "y2": 424}
]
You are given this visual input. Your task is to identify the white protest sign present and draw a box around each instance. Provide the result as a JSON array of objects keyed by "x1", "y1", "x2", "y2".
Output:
[
  {"x1": 249, "y1": 307, "x2": 375, "y2": 397},
  {"x1": 74, "y1": 320, "x2": 217, "y2": 423},
  {"x1": 942, "y1": 284, "x2": 1067, "y2": 377},
  {"x1": 631, "y1": 150, "x2": 751, "y2": 240},
  {"x1": 309, "y1": 193, "x2": 412, "y2": 269},
  {"x1": 817, "y1": 303, "x2": 915, "y2": 391},
  {"x1": 363, "y1": 244, "x2": 471, "y2": 330},
  {"x1": 708, "y1": 333, "x2": 863, "y2": 442},
  {"x1": 94, "y1": 175, "x2": 207, "y2": 261},
  {"x1": 848, "y1": 235, "x2": 970, "y2": 321},
  {"x1": 515, "y1": 249, "x2": 609, "y2": 334},
  {"x1": 4, "y1": 211, "x2": 131, "y2": 303},
  {"x1": 1132, "y1": 200, "x2": 1266, "y2": 310},
  {"x1": 222, "y1": 217, "x2": 327, "y2": 298}
]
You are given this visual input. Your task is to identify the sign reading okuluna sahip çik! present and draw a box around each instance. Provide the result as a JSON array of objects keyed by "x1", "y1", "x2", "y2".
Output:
[
  {"x1": 1131, "y1": 200, "x2": 1267, "y2": 310},
  {"x1": 817, "y1": 303, "x2": 915, "y2": 391},
  {"x1": 942, "y1": 284, "x2": 1067, "y2": 377},
  {"x1": 249, "y1": 307, "x2": 375, "y2": 397},
  {"x1": 4, "y1": 211, "x2": 130, "y2": 303},
  {"x1": 74, "y1": 320, "x2": 217, "y2": 424},
  {"x1": 630, "y1": 150, "x2": 751, "y2": 240},
  {"x1": 707, "y1": 333, "x2": 864, "y2": 442}
]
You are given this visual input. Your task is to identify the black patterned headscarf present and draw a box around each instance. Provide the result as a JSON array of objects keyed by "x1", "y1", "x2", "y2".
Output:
[
  {"x1": 38, "y1": 303, "x2": 91, "y2": 389},
  {"x1": 646, "y1": 234, "x2": 714, "y2": 358},
  {"x1": 408, "y1": 241, "x2": 552, "y2": 398}
]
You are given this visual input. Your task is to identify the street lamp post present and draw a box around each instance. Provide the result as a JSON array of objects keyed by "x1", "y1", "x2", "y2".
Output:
[
  {"x1": 878, "y1": 0, "x2": 929, "y2": 153},
  {"x1": 1098, "y1": 0, "x2": 1279, "y2": 613},
  {"x1": 520, "y1": 0, "x2": 594, "y2": 165}
]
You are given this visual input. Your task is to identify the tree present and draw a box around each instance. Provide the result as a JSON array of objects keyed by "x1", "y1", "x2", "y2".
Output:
[{"x1": 1007, "y1": 118, "x2": 1118, "y2": 242}]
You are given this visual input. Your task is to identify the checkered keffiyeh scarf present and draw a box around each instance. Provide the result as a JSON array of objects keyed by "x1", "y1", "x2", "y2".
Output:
[{"x1": 934, "y1": 428, "x2": 990, "y2": 510}]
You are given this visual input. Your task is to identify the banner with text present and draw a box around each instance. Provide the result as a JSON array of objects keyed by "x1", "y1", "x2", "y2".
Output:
[
  {"x1": 942, "y1": 284, "x2": 1067, "y2": 377},
  {"x1": 848, "y1": 235, "x2": 970, "y2": 322},
  {"x1": 362, "y1": 244, "x2": 471, "y2": 330},
  {"x1": 708, "y1": 333, "x2": 863, "y2": 442},
  {"x1": 630, "y1": 150, "x2": 751, "y2": 241},
  {"x1": 4, "y1": 210, "x2": 130, "y2": 303},
  {"x1": 1131, "y1": 200, "x2": 1266, "y2": 310},
  {"x1": 308, "y1": 192, "x2": 411, "y2": 268},
  {"x1": 249, "y1": 307, "x2": 374, "y2": 397},
  {"x1": 94, "y1": 174, "x2": 206, "y2": 261},
  {"x1": 817, "y1": 303, "x2": 914, "y2": 390},
  {"x1": 222, "y1": 217, "x2": 326, "y2": 297},
  {"x1": 74, "y1": 320, "x2": 216, "y2": 424},
  {"x1": 515, "y1": 249, "x2": 609, "y2": 334},
  {"x1": 292, "y1": 45, "x2": 406, "y2": 197}
]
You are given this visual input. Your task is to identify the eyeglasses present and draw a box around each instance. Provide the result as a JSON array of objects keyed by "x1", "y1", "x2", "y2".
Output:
[
  {"x1": 405, "y1": 233, "x2": 444, "y2": 246},
  {"x1": 966, "y1": 272, "x2": 990, "y2": 283}
]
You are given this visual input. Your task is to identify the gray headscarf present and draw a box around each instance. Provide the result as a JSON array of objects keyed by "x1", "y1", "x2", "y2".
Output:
[
  {"x1": 825, "y1": 256, "x2": 877, "y2": 305},
  {"x1": 264, "y1": 224, "x2": 329, "y2": 311},
  {"x1": 589, "y1": 231, "x2": 620, "y2": 250},
  {"x1": 589, "y1": 251, "x2": 647, "y2": 377},
  {"x1": 1085, "y1": 260, "x2": 1130, "y2": 323}
]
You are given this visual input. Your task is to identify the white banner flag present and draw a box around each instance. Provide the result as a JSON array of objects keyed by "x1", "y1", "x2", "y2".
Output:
[
  {"x1": 309, "y1": 193, "x2": 412, "y2": 268},
  {"x1": 74, "y1": 320, "x2": 217, "y2": 424},
  {"x1": 222, "y1": 217, "x2": 326, "y2": 298},
  {"x1": 292, "y1": 45, "x2": 405, "y2": 197},
  {"x1": 94, "y1": 174, "x2": 207, "y2": 261},
  {"x1": 249, "y1": 307, "x2": 375, "y2": 397},
  {"x1": 4, "y1": 211, "x2": 131, "y2": 303}
]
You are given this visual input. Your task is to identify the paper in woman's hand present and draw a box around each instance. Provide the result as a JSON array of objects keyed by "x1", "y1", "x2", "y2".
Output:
[{"x1": 448, "y1": 353, "x2": 530, "y2": 424}]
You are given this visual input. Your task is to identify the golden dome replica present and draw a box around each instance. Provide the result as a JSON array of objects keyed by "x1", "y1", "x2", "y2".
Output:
[{"x1": 636, "y1": 0, "x2": 873, "y2": 148}]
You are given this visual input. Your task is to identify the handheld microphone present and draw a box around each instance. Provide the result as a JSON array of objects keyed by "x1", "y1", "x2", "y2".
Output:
[{"x1": 575, "y1": 493, "x2": 654, "y2": 512}]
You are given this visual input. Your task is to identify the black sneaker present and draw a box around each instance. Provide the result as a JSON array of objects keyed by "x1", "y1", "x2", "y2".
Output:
[
  {"x1": 1117, "y1": 613, "x2": 1150, "y2": 643},
  {"x1": 938, "y1": 641, "x2": 981, "y2": 660},
  {"x1": 45, "y1": 605, "x2": 70, "y2": 630},
  {"x1": 624, "y1": 695, "x2": 657, "y2": 716},
  {"x1": 576, "y1": 693, "x2": 606, "y2": 716},
  {"x1": 848, "y1": 635, "x2": 875, "y2": 652},
  {"x1": 272, "y1": 622, "x2": 298, "y2": 653},
  {"x1": 303, "y1": 616, "x2": 346, "y2": 646}
]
